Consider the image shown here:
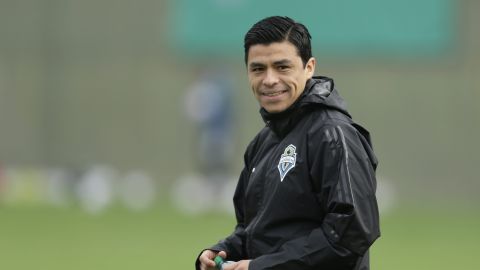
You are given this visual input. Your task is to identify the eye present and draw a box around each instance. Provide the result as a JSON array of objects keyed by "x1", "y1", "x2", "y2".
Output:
[
  {"x1": 277, "y1": 65, "x2": 290, "y2": 71},
  {"x1": 251, "y1": 67, "x2": 264, "y2": 73}
]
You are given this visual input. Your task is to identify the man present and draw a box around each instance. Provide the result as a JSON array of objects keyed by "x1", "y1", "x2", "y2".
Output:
[{"x1": 196, "y1": 16, "x2": 380, "y2": 270}]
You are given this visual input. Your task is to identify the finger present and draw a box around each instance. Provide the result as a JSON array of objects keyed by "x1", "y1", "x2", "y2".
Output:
[
  {"x1": 200, "y1": 263, "x2": 215, "y2": 270},
  {"x1": 201, "y1": 258, "x2": 216, "y2": 268},
  {"x1": 200, "y1": 252, "x2": 217, "y2": 267},
  {"x1": 222, "y1": 262, "x2": 234, "y2": 270},
  {"x1": 218, "y1": 250, "x2": 227, "y2": 259},
  {"x1": 205, "y1": 250, "x2": 217, "y2": 259}
]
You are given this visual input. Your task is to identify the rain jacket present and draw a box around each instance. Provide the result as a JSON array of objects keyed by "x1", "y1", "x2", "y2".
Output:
[{"x1": 196, "y1": 76, "x2": 380, "y2": 270}]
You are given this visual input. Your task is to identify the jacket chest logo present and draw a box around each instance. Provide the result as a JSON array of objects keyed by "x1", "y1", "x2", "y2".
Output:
[{"x1": 277, "y1": 144, "x2": 297, "y2": 182}]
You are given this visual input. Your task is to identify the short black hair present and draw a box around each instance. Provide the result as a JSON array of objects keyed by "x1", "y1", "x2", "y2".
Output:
[{"x1": 244, "y1": 16, "x2": 312, "y2": 67}]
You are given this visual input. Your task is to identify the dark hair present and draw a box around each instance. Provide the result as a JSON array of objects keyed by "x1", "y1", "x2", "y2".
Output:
[{"x1": 244, "y1": 16, "x2": 312, "y2": 66}]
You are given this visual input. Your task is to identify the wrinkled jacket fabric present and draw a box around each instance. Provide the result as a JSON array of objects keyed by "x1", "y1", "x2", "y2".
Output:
[{"x1": 196, "y1": 76, "x2": 380, "y2": 270}]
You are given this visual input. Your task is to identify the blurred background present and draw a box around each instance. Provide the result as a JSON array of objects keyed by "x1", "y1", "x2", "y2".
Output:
[{"x1": 0, "y1": 0, "x2": 479, "y2": 269}]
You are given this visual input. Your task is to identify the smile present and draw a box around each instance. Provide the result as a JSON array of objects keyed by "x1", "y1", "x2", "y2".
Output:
[{"x1": 262, "y1": 90, "x2": 288, "y2": 97}]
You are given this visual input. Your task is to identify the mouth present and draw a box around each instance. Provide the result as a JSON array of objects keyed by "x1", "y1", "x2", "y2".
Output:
[{"x1": 261, "y1": 90, "x2": 288, "y2": 97}]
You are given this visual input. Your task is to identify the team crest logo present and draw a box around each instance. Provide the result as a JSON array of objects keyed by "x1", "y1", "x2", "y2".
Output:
[{"x1": 278, "y1": 144, "x2": 297, "y2": 182}]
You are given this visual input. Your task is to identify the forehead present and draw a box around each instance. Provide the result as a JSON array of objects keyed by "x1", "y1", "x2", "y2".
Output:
[{"x1": 247, "y1": 41, "x2": 301, "y2": 65}]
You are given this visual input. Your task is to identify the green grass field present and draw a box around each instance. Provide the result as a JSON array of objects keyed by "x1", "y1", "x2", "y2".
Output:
[{"x1": 1, "y1": 203, "x2": 479, "y2": 269}]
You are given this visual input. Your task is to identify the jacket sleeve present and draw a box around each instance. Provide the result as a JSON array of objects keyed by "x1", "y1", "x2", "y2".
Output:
[
  {"x1": 209, "y1": 165, "x2": 248, "y2": 260},
  {"x1": 249, "y1": 123, "x2": 380, "y2": 270},
  {"x1": 195, "y1": 149, "x2": 252, "y2": 270}
]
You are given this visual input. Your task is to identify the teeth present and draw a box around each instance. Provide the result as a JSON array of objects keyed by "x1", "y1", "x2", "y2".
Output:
[{"x1": 265, "y1": 91, "x2": 283, "y2": 97}]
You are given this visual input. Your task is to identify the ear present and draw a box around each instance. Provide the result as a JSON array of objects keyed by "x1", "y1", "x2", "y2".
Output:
[{"x1": 305, "y1": 57, "x2": 316, "y2": 78}]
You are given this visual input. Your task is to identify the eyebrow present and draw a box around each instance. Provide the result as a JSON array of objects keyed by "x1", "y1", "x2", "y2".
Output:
[
  {"x1": 249, "y1": 59, "x2": 293, "y2": 69},
  {"x1": 249, "y1": 62, "x2": 265, "y2": 69},
  {"x1": 273, "y1": 59, "x2": 293, "y2": 66}
]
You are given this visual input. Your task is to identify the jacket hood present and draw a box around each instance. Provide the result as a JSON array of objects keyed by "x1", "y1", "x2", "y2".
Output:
[
  {"x1": 301, "y1": 76, "x2": 351, "y2": 118},
  {"x1": 260, "y1": 76, "x2": 351, "y2": 137}
]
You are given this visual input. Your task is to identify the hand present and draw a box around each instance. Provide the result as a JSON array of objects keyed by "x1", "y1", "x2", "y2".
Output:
[
  {"x1": 199, "y1": 250, "x2": 227, "y2": 270},
  {"x1": 222, "y1": 260, "x2": 250, "y2": 270}
]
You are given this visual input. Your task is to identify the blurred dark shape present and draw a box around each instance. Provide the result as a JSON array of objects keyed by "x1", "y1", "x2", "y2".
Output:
[{"x1": 184, "y1": 66, "x2": 235, "y2": 180}]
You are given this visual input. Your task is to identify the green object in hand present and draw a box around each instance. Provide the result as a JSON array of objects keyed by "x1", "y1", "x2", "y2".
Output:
[
  {"x1": 214, "y1": 256, "x2": 225, "y2": 269},
  {"x1": 214, "y1": 255, "x2": 235, "y2": 269}
]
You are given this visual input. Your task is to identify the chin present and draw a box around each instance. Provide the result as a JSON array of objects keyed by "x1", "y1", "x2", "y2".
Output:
[{"x1": 264, "y1": 105, "x2": 287, "y2": 114}]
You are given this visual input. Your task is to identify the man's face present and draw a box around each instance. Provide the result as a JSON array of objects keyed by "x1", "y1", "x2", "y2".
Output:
[{"x1": 247, "y1": 41, "x2": 315, "y2": 113}]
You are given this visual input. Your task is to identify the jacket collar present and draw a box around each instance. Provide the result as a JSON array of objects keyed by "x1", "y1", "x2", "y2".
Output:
[{"x1": 260, "y1": 76, "x2": 348, "y2": 138}]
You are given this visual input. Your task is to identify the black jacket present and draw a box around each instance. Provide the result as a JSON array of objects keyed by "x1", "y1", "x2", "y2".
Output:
[{"x1": 196, "y1": 76, "x2": 380, "y2": 270}]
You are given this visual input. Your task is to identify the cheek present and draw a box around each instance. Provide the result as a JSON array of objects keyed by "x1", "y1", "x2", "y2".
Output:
[
  {"x1": 285, "y1": 75, "x2": 300, "y2": 89},
  {"x1": 247, "y1": 76, "x2": 254, "y2": 86},
  {"x1": 292, "y1": 74, "x2": 306, "y2": 89},
  {"x1": 249, "y1": 77, "x2": 261, "y2": 91}
]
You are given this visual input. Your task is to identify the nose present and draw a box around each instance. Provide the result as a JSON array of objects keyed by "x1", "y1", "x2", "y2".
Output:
[{"x1": 262, "y1": 69, "x2": 279, "y2": 87}]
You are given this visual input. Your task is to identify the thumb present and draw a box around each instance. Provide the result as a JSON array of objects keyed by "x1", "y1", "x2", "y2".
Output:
[{"x1": 218, "y1": 251, "x2": 227, "y2": 259}]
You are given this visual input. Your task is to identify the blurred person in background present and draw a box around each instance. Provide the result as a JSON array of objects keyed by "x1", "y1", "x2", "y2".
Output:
[
  {"x1": 177, "y1": 66, "x2": 237, "y2": 214},
  {"x1": 196, "y1": 16, "x2": 380, "y2": 270},
  {"x1": 184, "y1": 66, "x2": 235, "y2": 181}
]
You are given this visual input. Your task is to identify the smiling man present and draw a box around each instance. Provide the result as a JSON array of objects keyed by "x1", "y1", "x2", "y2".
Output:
[
  {"x1": 247, "y1": 41, "x2": 315, "y2": 114},
  {"x1": 196, "y1": 16, "x2": 380, "y2": 270}
]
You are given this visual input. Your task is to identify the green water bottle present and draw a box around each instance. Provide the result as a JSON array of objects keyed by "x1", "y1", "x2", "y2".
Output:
[{"x1": 214, "y1": 255, "x2": 234, "y2": 270}]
